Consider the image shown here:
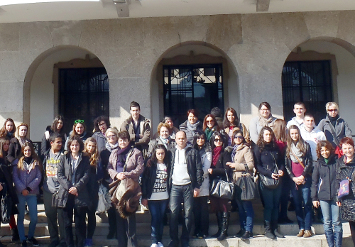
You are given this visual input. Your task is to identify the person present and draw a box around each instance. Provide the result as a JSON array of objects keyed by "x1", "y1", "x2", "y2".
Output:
[
  {"x1": 41, "y1": 116, "x2": 66, "y2": 156},
  {"x1": 287, "y1": 102, "x2": 306, "y2": 129},
  {"x1": 99, "y1": 127, "x2": 119, "y2": 239},
  {"x1": 203, "y1": 114, "x2": 220, "y2": 142},
  {"x1": 13, "y1": 142, "x2": 42, "y2": 247},
  {"x1": 254, "y1": 126, "x2": 284, "y2": 239},
  {"x1": 223, "y1": 107, "x2": 250, "y2": 146},
  {"x1": 249, "y1": 102, "x2": 277, "y2": 144},
  {"x1": 7, "y1": 123, "x2": 32, "y2": 166},
  {"x1": 0, "y1": 118, "x2": 16, "y2": 139},
  {"x1": 152, "y1": 116, "x2": 179, "y2": 140},
  {"x1": 83, "y1": 138, "x2": 100, "y2": 247},
  {"x1": 210, "y1": 107, "x2": 224, "y2": 129},
  {"x1": 64, "y1": 120, "x2": 89, "y2": 150},
  {"x1": 42, "y1": 133, "x2": 66, "y2": 247},
  {"x1": 57, "y1": 136, "x2": 90, "y2": 247},
  {"x1": 317, "y1": 102, "x2": 352, "y2": 150},
  {"x1": 107, "y1": 130, "x2": 144, "y2": 247},
  {"x1": 92, "y1": 116, "x2": 110, "y2": 153},
  {"x1": 336, "y1": 137, "x2": 355, "y2": 246},
  {"x1": 141, "y1": 144, "x2": 170, "y2": 247},
  {"x1": 148, "y1": 122, "x2": 176, "y2": 158},
  {"x1": 285, "y1": 125, "x2": 313, "y2": 238},
  {"x1": 300, "y1": 114, "x2": 326, "y2": 161},
  {"x1": 179, "y1": 109, "x2": 203, "y2": 145},
  {"x1": 208, "y1": 132, "x2": 232, "y2": 241},
  {"x1": 226, "y1": 130, "x2": 254, "y2": 240},
  {"x1": 168, "y1": 131, "x2": 202, "y2": 247},
  {"x1": 312, "y1": 141, "x2": 342, "y2": 247},
  {"x1": 192, "y1": 131, "x2": 211, "y2": 239},
  {"x1": 120, "y1": 101, "x2": 151, "y2": 157}
]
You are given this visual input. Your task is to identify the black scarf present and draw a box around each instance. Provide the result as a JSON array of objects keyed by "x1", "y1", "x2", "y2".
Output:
[
  {"x1": 116, "y1": 146, "x2": 131, "y2": 168},
  {"x1": 328, "y1": 114, "x2": 339, "y2": 127}
]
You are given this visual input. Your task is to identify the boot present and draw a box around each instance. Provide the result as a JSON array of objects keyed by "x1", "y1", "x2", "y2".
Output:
[
  {"x1": 334, "y1": 231, "x2": 342, "y2": 247},
  {"x1": 264, "y1": 221, "x2": 276, "y2": 240},
  {"x1": 211, "y1": 212, "x2": 223, "y2": 238},
  {"x1": 217, "y1": 212, "x2": 229, "y2": 241},
  {"x1": 11, "y1": 228, "x2": 19, "y2": 242},
  {"x1": 272, "y1": 221, "x2": 285, "y2": 238}
]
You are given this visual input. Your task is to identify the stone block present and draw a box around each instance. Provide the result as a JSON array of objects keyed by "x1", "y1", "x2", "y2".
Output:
[
  {"x1": 0, "y1": 23, "x2": 20, "y2": 51},
  {"x1": 337, "y1": 10, "x2": 355, "y2": 46},
  {"x1": 0, "y1": 52, "x2": 23, "y2": 81},
  {"x1": 19, "y1": 22, "x2": 53, "y2": 52},
  {"x1": 241, "y1": 13, "x2": 275, "y2": 45},
  {"x1": 49, "y1": 21, "x2": 84, "y2": 47},
  {"x1": 304, "y1": 11, "x2": 340, "y2": 39}
]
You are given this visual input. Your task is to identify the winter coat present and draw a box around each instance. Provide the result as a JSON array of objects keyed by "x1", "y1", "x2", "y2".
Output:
[
  {"x1": 249, "y1": 116, "x2": 277, "y2": 144},
  {"x1": 224, "y1": 123, "x2": 251, "y2": 144},
  {"x1": 311, "y1": 155, "x2": 338, "y2": 201},
  {"x1": 41, "y1": 125, "x2": 67, "y2": 157},
  {"x1": 147, "y1": 137, "x2": 176, "y2": 158},
  {"x1": 285, "y1": 142, "x2": 313, "y2": 179},
  {"x1": 92, "y1": 131, "x2": 107, "y2": 154},
  {"x1": 317, "y1": 115, "x2": 352, "y2": 148},
  {"x1": 56, "y1": 153, "x2": 90, "y2": 208},
  {"x1": 13, "y1": 160, "x2": 42, "y2": 195},
  {"x1": 64, "y1": 131, "x2": 90, "y2": 151},
  {"x1": 209, "y1": 148, "x2": 233, "y2": 182},
  {"x1": 179, "y1": 120, "x2": 203, "y2": 145},
  {"x1": 198, "y1": 147, "x2": 211, "y2": 197},
  {"x1": 227, "y1": 144, "x2": 254, "y2": 182},
  {"x1": 87, "y1": 165, "x2": 99, "y2": 211},
  {"x1": 7, "y1": 138, "x2": 33, "y2": 165},
  {"x1": 253, "y1": 144, "x2": 285, "y2": 178},
  {"x1": 0, "y1": 161, "x2": 18, "y2": 205}
]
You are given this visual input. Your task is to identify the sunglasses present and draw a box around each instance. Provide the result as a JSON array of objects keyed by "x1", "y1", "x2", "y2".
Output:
[
  {"x1": 214, "y1": 139, "x2": 222, "y2": 142},
  {"x1": 74, "y1": 119, "x2": 85, "y2": 124},
  {"x1": 328, "y1": 109, "x2": 338, "y2": 112}
]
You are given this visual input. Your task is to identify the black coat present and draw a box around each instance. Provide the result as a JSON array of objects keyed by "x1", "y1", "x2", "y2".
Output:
[
  {"x1": 285, "y1": 142, "x2": 313, "y2": 179},
  {"x1": 209, "y1": 148, "x2": 233, "y2": 182},
  {"x1": 142, "y1": 160, "x2": 171, "y2": 200},
  {"x1": 7, "y1": 138, "x2": 33, "y2": 165},
  {"x1": 254, "y1": 144, "x2": 284, "y2": 178},
  {"x1": 311, "y1": 155, "x2": 338, "y2": 201}
]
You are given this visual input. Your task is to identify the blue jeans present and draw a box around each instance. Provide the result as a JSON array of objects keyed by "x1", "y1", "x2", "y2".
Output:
[
  {"x1": 320, "y1": 200, "x2": 342, "y2": 234},
  {"x1": 169, "y1": 184, "x2": 193, "y2": 245},
  {"x1": 148, "y1": 200, "x2": 168, "y2": 244},
  {"x1": 236, "y1": 199, "x2": 254, "y2": 232},
  {"x1": 259, "y1": 180, "x2": 282, "y2": 222},
  {"x1": 17, "y1": 194, "x2": 38, "y2": 241},
  {"x1": 290, "y1": 176, "x2": 312, "y2": 230}
]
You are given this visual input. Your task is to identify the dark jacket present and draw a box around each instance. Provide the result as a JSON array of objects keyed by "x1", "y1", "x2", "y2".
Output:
[
  {"x1": 7, "y1": 138, "x2": 33, "y2": 165},
  {"x1": 317, "y1": 115, "x2": 352, "y2": 148},
  {"x1": 41, "y1": 125, "x2": 67, "y2": 157},
  {"x1": 87, "y1": 165, "x2": 99, "y2": 211},
  {"x1": 254, "y1": 143, "x2": 285, "y2": 178},
  {"x1": 0, "y1": 159, "x2": 18, "y2": 205},
  {"x1": 311, "y1": 155, "x2": 338, "y2": 201},
  {"x1": 209, "y1": 148, "x2": 233, "y2": 182},
  {"x1": 56, "y1": 153, "x2": 90, "y2": 208},
  {"x1": 285, "y1": 142, "x2": 313, "y2": 179},
  {"x1": 336, "y1": 156, "x2": 355, "y2": 201},
  {"x1": 92, "y1": 132, "x2": 107, "y2": 154},
  {"x1": 168, "y1": 146, "x2": 203, "y2": 190}
]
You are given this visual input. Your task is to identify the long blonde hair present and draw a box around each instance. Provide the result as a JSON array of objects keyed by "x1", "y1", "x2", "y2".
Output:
[
  {"x1": 286, "y1": 125, "x2": 307, "y2": 159},
  {"x1": 17, "y1": 142, "x2": 42, "y2": 171},
  {"x1": 83, "y1": 137, "x2": 99, "y2": 167}
]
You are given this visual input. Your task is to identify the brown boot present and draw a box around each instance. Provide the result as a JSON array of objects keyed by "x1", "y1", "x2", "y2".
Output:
[
  {"x1": 303, "y1": 230, "x2": 313, "y2": 238},
  {"x1": 296, "y1": 229, "x2": 304, "y2": 237}
]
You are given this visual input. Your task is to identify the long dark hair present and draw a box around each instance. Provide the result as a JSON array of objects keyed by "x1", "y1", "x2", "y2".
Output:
[
  {"x1": 257, "y1": 126, "x2": 277, "y2": 151},
  {"x1": 0, "y1": 118, "x2": 16, "y2": 138},
  {"x1": 286, "y1": 125, "x2": 307, "y2": 159},
  {"x1": 202, "y1": 114, "x2": 219, "y2": 131},
  {"x1": 147, "y1": 144, "x2": 168, "y2": 168},
  {"x1": 223, "y1": 107, "x2": 240, "y2": 128},
  {"x1": 210, "y1": 131, "x2": 226, "y2": 150},
  {"x1": 51, "y1": 115, "x2": 65, "y2": 134},
  {"x1": 93, "y1": 116, "x2": 110, "y2": 133}
]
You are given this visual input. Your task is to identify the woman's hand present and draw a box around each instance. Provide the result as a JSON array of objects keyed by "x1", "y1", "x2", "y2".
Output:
[
  {"x1": 271, "y1": 173, "x2": 280, "y2": 179},
  {"x1": 141, "y1": 199, "x2": 148, "y2": 207},
  {"x1": 208, "y1": 169, "x2": 213, "y2": 174},
  {"x1": 226, "y1": 162, "x2": 235, "y2": 168},
  {"x1": 0, "y1": 184, "x2": 3, "y2": 192},
  {"x1": 69, "y1": 187, "x2": 78, "y2": 196},
  {"x1": 336, "y1": 201, "x2": 341, "y2": 206},
  {"x1": 22, "y1": 189, "x2": 29, "y2": 196},
  {"x1": 312, "y1": 201, "x2": 320, "y2": 208},
  {"x1": 116, "y1": 173, "x2": 126, "y2": 180},
  {"x1": 278, "y1": 170, "x2": 284, "y2": 177}
]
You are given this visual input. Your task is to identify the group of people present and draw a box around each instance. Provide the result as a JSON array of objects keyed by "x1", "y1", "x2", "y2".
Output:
[{"x1": 0, "y1": 100, "x2": 353, "y2": 247}]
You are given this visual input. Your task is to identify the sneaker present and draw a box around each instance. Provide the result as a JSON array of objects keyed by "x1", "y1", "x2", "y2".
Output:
[
  {"x1": 28, "y1": 237, "x2": 39, "y2": 246},
  {"x1": 303, "y1": 230, "x2": 313, "y2": 238},
  {"x1": 150, "y1": 244, "x2": 158, "y2": 247},
  {"x1": 22, "y1": 240, "x2": 27, "y2": 247},
  {"x1": 157, "y1": 242, "x2": 164, "y2": 247},
  {"x1": 84, "y1": 239, "x2": 93, "y2": 247}
]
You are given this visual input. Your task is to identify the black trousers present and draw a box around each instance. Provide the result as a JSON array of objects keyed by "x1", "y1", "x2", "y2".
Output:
[{"x1": 116, "y1": 211, "x2": 137, "y2": 247}]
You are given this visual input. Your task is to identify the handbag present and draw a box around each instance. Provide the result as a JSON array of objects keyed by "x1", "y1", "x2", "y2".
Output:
[
  {"x1": 0, "y1": 184, "x2": 11, "y2": 223},
  {"x1": 338, "y1": 166, "x2": 355, "y2": 199},
  {"x1": 235, "y1": 165, "x2": 258, "y2": 201},
  {"x1": 259, "y1": 152, "x2": 280, "y2": 189},
  {"x1": 210, "y1": 169, "x2": 234, "y2": 200},
  {"x1": 96, "y1": 183, "x2": 112, "y2": 214}
]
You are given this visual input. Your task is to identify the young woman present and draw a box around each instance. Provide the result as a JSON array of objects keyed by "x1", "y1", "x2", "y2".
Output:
[
  {"x1": 12, "y1": 143, "x2": 42, "y2": 247},
  {"x1": 64, "y1": 120, "x2": 89, "y2": 150},
  {"x1": 92, "y1": 116, "x2": 110, "y2": 153},
  {"x1": 226, "y1": 130, "x2": 254, "y2": 240},
  {"x1": 208, "y1": 132, "x2": 232, "y2": 241},
  {"x1": 57, "y1": 136, "x2": 90, "y2": 247},
  {"x1": 83, "y1": 138, "x2": 100, "y2": 247},
  {"x1": 312, "y1": 141, "x2": 342, "y2": 247},
  {"x1": 179, "y1": 109, "x2": 202, "y2": 145},
  {"x1": 7, "y1": 123, "x2": 32, "y2": 166},
  {"x1": 254, "y1": 126, "x2": 284, "y2": 239},
  {"x1": 223, "y1": 108, "x2": 250, "y2": 146},
  {"x1": 192, "y1": 131, "x2": 211, "y2": 239},
  {"x1": 148, "y1": 122, "x2": 176, "y2": 157},
  {"x1": 142, "y1": 144, "x2": 170, "y2": 247},
  {"x1": 249, "y1": 102, "x2": 277, "y2": 144},
  {"x1": 41, "y1": 116, "x2": 66, "y2": 156},
  {"x1": 0, "y1": 118, "x2": 16, "y2": 139},
  {"x1": 203, "y1": 114, "x2": 220, "y2": 141},
  {"x1": 336, "y1": 137, "x2": 355, "y2": 246}
]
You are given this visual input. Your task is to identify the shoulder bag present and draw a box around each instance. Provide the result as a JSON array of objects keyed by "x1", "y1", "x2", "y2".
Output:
[
  {"x1": 235, "y1": 164, "x2": 258, "y2": 201},
  {"x1": 338, "y1": 166, "x2": 355, "y2": 199},
  {"x1": 210, "y1": 169, "x2": 234, "y2": 200},
  {"x1": 258, "y1": 152, "x2": 280, "y2": 189}
]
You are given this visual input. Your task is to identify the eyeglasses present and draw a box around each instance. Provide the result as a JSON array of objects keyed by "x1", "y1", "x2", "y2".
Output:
[
  {"x1": 98, "y1": 122, "x2": 106, "y2": 126},
  {"x1": 234, "y1": 136, "x2": 243, "y2": 139},
  {"x1": 328, "y1": 109, "x2": 338, "y2": 112},
  {"x1": 214, "y1": 139, "x2": 222, "y2": 142},
  {"x1": 74, "y1": 119, "x2": 85, "y2": 124},
  {"x1": 107, "y1": 135, "x2": 116, "y2": 139},
  {"x1": 206, "y1": 120, "x2": 214, "y2": 123}
]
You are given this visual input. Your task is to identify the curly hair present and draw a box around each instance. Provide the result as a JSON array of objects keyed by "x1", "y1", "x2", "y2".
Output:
[
  {"x1": 223, "y1": 107, "x2": 240, "y2": 128},
  {"x1": 256, "y1": 126, "x2": 277, "y2": 151},
  {"x1": 316, "y1": 140, "x2": 334, "y2": 159}
]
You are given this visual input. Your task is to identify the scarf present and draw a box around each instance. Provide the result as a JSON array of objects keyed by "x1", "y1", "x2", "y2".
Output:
[
  {"x1": 116, "y1": 146, "x2": 131, "y2": 169},
  {"x1": 258, "y1": 114, "x2": 275, "y2": 129},
  {"x1": 231, "y1": 144, "x2": 239, "y2": 161},
  {"x1": 159, "y1": 136, "x2": 169, "y2": 148},
  {"x1": 212, "y1": 146, "x2": 223, "y2": 167},
  {"x1": 205, "y1": 127, "x2": 215, "y2": 141},
  {"x1": 105, "y1": 142, "x2": 119, "y2": 152},
  {"x1": 187, "y1": 121, "x2": 200, "y2": 131},
  {"x1": 290, "y1": 142, "x2": 303, "y2": 163},
  {"x1": 327, "y1": 114, "x2": 339, "y2": 127},
  {"x1": 17, "y1": 137, "x2": 29, "y2": 147}
]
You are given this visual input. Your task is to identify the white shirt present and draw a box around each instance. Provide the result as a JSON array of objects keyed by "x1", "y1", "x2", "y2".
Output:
[
  {"x1": 172, "y1": 148, "x2": 191, "y2": 185},
  {"x1": 300, "y1": 126, "x2": 326, "y2": 161},
  {"x1": 287, "y1": 117, "x2": 304, "y2": 129}
]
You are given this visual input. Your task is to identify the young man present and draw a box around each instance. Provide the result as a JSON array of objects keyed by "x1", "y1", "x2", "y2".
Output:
[
  {"x1": 168, "y1": 131, "x2": 202, "y2": 247},
  {"x1": 42, "y1": 133, "x2": 66, "y2": 247},
  {"x1": 300, "y1": 114, "x2": 326, "y2": 161},
  {"x1": 287, "y1": 102, "x2": 306, "y2": 129},
  {"x1": 120, "y1": 101, "x2": 151, "y2": 157}
]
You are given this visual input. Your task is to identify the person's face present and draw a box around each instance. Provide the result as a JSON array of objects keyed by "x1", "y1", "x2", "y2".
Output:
[
  {"x1": 196, "y1": 136, "x2": 205, "y2": 147},
  {"x1": 188, "y1": 113, "x2": 197, "y2": 125},
  {"x1": 233, "y1": 134, "x2": 244, "y2": 145},
  {"x1": 327, "y1": 105, "x2": 339, "y2": 118},
  {"x1": 56, "y1": 120, "x2": 63, "y2": 130},
  {"x1": 304, "y1": 116, "x2": 315, "y2": 129},
  {"x1": 130, "y1": 106, "x2": 140, "y2": 120},
  {"x1": 86, "y1": 141, "x2": 96, "y2": 154},
  {"x1": 320, "y1": 147, "x2": 331, "y2": 159},
  {"x1": 259, "y1": 105, "x2": 271, "y2": 119},
  {"x1": 155, "y1": 148, "x2": 165, "y2": 162},
  {"x1": 289, "y1": 129, "x2": 299, "y2": 142},
  {"x1": 293, "y1": 104, "x2": 306, "y2": 118},
  {"x1": 206, "y1": 117, "x2": 215, "y2": 128},
  {"x1": 51, "y1": 137, "x2": 63, "y2": 152},
  {"x1": 70, "y1": 140, "x2": 80, "y2": 154},
  {"x1": 227, "y1": 111, "x2": 235, "y2": 123},
  {"x1": 2, "y1": 140, "x2": 9, "y2": 152},
  {"x1": 165, "y1": 118, "x2": 173, "y2": 128},
  {"x1": 24, "y1": 146, "x2": 31, "y2": 158},
  {"x1": 98, "y1": 121, "x2": 107, "y2": 134},
  {"x1": 342, "y1": 143, "x2": 355, "y2": 159},
  {"x1": 5, "y1": 121, "x2": 13, "y2": 132},
  {"x1": 19, "y1": 126, "x2": 27, "y2": 137},
  {"x1": 175, "y1": 132, "x2": 187, "y2": 149},
  {"x1": 118, "y1": 138, "x2": 129, "y2": 149},
  {"x1": 106, "y1": 131, "x2": 118, "y2": 145},
  {"x1": 263, "y1": 130, "x2": 272, "y2": 143},
  {"x1": 214, "y1": 136, "x2": 223, "y2": 147},
  {"x1": 159, "y1": 126, "x2": 170, "y2": 139},
  {"x1": 75, "y1": 123, "x2": 84, "y2": 135}
]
